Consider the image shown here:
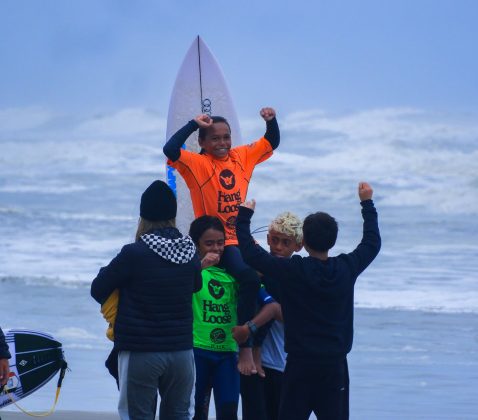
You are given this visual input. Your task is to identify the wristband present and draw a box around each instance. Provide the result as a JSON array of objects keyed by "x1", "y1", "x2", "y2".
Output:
[{"x1": 246, "y1": 321, "x2": 258, "y2": 335}]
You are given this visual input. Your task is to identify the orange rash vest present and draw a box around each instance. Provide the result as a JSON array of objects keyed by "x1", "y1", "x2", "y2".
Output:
[{"x1": 168, "y1": 137, "x2": 273, "y2": 245}]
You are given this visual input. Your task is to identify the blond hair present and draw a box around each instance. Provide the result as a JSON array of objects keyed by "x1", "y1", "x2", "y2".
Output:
[
  {"x1": 268, "y1": 211, "x2": 303, "y2": 244},
  {"x1": 135, "y1": 217, "x2": 176, "y2": 241}
]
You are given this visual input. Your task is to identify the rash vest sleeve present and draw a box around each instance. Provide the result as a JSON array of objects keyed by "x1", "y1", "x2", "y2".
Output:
[
  {"x1": 264, "y1": 117, "x2": 280, "y2": 150},
  {"x1": 163, "y1": 120, "x2": 200, "y2": 162}
]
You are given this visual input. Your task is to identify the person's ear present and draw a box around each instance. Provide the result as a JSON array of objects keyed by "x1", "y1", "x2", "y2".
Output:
[
  {"x1": 266, "y1": 234, "x2": 272, "y2": 246},
  {"x1": 295, "y1": 240, "x2": 303, "y2": 252}
]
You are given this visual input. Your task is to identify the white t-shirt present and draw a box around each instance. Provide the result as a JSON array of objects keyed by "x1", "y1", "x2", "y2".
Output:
[{"x1": 261, "y1": 320, "x2": 286, "y2": 372}]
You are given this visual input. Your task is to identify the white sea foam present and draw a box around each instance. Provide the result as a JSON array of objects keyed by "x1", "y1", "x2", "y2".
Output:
[
  {"x1": 1, "y1": 107, "x2": 477, "y2": 214},
  {"x1": 76, "y1": 107, "x2": 166, "y2": 139},
  {"x1": 355, "y1": 287, "x2": 478, "y2": 314},
  {"x1": 1, "y1": 106, "x2": 477, "y2": 313},
  {"x1": 0, "y1": 206, "x2": 23, "y2": 215},
  {"x1": 0, "y1": 139, "x2": 162, "y2": 177},
  {"x1": 47, "y1": 211, "x2": 135, "y2": 222},
  {"x1": 55, "y1": 327, "x2": 98, "y2": 340},
  {"x1": 0, "y1": 182, "x2": 88, "y2": 194}
]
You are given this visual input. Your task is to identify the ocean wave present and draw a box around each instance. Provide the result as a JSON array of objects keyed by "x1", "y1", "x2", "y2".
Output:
[
  {"x1": 2, "y1": 275, "x2": 476, "y2": 314},
  {"x1": 48, "y1": 211, "x2": 135, "y2": 222},
  {"x1": 0, "y1": 138, "x2": 162, "y2": 177},
  {"x1": 355, "y1": 288, "x2": 478, "y2": 314},
  {"x1": 2, "y1": 107, "x2": 477, "y2": 214},
  {"x1": 0, "y1": 206, "x2": 23, "y2": 215},
  {"x1": 0, "y1": 275, "x2": 92, "y2": 288},
  {"x1": 1, "y1": 106, "x2": 477, "y2": 316},
  {"x1": 0, "y1": 183, "x2": 88, "y2": 194},
  {"x1": 54, "y1": 327, "x2": 98, "y2": 340},
  {"x1": 62, "y1": 343, "x2": 110, "y2": 351}
]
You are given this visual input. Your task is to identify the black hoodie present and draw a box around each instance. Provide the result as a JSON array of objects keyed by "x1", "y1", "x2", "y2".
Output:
[{"x1": 236, "y1": 200, "x2": 381, "y2": 362}]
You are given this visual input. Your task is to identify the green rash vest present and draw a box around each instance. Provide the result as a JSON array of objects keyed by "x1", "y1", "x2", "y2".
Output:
[{"x1": 192, "y1": 266, "x2": 238, "y2": 352}]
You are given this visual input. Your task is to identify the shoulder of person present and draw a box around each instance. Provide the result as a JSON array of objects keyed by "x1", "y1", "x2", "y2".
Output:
[
  {"x1": 278, "y1": 254, "x2": 303, "y2": 271},
  {"x1": 333, "y1": 253, "x2": 358, "y2": 272},
  {"x1": 119, "y1": 241, "x2": 148, "y2": 258}
]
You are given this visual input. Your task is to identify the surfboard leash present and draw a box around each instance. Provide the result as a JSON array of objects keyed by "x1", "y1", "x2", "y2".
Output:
[
  {"x1": 2, "y1": 359, "x2": 68, "y2": 417},
  {"x1": 251, "y1": 225, "x2": 269, "y2": 235}
]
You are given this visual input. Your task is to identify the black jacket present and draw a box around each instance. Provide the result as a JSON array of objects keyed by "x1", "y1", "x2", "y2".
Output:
[
  {"x1": 236, "y1": 200, "x2": 381, "y2": 362},
  {"x1": 91, "y1": 227, "x2": 202, "y2": 352},
  {"x1": 0, "y1": 327, "x2": 11, "y2": 359}
]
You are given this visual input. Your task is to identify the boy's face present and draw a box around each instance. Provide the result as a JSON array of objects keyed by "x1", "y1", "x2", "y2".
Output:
[
  {"x1": 267, "y1": 229, "x2": 302, "y2": 258},
  {"x1": 198, "y1": 122, "x2": 232, "y2": 158},
  {"x1": 198, "y1": 228, "x2": 225, "y2": 259}
]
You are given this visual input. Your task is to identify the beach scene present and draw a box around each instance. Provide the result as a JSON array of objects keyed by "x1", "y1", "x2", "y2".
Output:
[{"x1": 1, "y1": 1, "x2": 477, "y2": 419}]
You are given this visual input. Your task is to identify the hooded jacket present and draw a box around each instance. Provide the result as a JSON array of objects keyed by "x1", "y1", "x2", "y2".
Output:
[
  {"x1": 91, "y1": 227, "x2": 202, "y2": 352},
  {"x1": 236, "y1": 200, "x2": 381, "y2": 362}
]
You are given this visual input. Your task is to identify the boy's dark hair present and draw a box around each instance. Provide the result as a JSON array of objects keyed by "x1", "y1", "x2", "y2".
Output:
[
  {"x1": 302, "y1": 212, "x2": 338, "y2": 252},
  {"x1": 198, "y1": 116, "x2": 231, "y2": 139},
  {"x1": 189, "y1": 215, "x2": 225, "y2": 245}
]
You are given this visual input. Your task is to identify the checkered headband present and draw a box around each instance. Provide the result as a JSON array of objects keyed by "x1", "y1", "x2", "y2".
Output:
[{"x1": 141, "y1": 233, "x2": 196, "y2": 264}]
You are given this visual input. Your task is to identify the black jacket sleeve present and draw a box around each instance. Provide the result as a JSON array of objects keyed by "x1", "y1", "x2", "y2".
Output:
[
  {"x1": 264, "y1": 117, "x2": 280, "y2": 150},
  {"x1": 236, "y1": 206, "x2": 290, "y2": 280},
  {"x1": 91, "y1": 246, "x2": 133, "y2": 305},
  {"x1": 0, "y1": 327, "x2": 11, "y2": 359},
  {"x1": 345, "y1": 199, "x2": 381, "y2": 279},
  {"x1": 163, "y1": 120, "x2": 199, "y2": 162}
]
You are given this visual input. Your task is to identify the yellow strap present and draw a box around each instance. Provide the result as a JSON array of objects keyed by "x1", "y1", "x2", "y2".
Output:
[{"x1": 4, "y1": 384, "x2": 62, "y2": 417}]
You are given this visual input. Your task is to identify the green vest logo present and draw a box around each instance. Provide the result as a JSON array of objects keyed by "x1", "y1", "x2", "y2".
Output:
[
  {"x1": 210, "y1": 328, "x2": 226, "y2": 344},
  {"x1": 208, "y1": 278, "x2": 225, "y2": 299}
]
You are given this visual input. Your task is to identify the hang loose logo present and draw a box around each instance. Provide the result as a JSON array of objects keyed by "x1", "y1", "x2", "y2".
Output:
[
  {"x1": 219, "y1": 169, "x2": 235, "y2": 190},
  {"x1": 208, "y1": 278, "x2": 225, "y2": 299}
]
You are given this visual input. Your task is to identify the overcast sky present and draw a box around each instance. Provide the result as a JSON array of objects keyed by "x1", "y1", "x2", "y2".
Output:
[{"x1": 1, "y1": 0, "x2": 477, "y2": 122}]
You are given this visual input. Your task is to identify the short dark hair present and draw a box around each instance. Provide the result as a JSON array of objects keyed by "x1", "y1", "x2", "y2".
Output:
[
  {"x1": 302, "y1": 212, "x2": 338, "y2": 252},
  {"x1": 189, "y1": 215, "x2": 225, "y2": 246},
  {"x1": 198, "y1": 116, "x2": 231, "y2": 140}
]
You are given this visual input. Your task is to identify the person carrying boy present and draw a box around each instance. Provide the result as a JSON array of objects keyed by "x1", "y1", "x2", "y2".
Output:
[
  {"x1": 233, "y1": 211, "x2": 303, "y2": 420},
  {"x1": 236, "y1": 182, "x2": 381, "y2": 420}
]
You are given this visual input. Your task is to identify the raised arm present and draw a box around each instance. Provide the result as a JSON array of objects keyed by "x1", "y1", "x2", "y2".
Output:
[
  {"x1": 163, "y1": 119, "x2": 200, "y2": 162},
  {"x1": 260, "y1": 107, "x2": 280, "y2": 150},
  {"x1": 347, "y1": 182, "x2": 381, "y2": 277},
  {"x1": 236, "y1": 200, "x2": 289, "y2": 278}
]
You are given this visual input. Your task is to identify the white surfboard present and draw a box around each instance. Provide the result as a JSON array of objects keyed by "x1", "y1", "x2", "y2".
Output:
[{"x1": 165, "y1": 36, "x2": 242, "y2": 235}]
